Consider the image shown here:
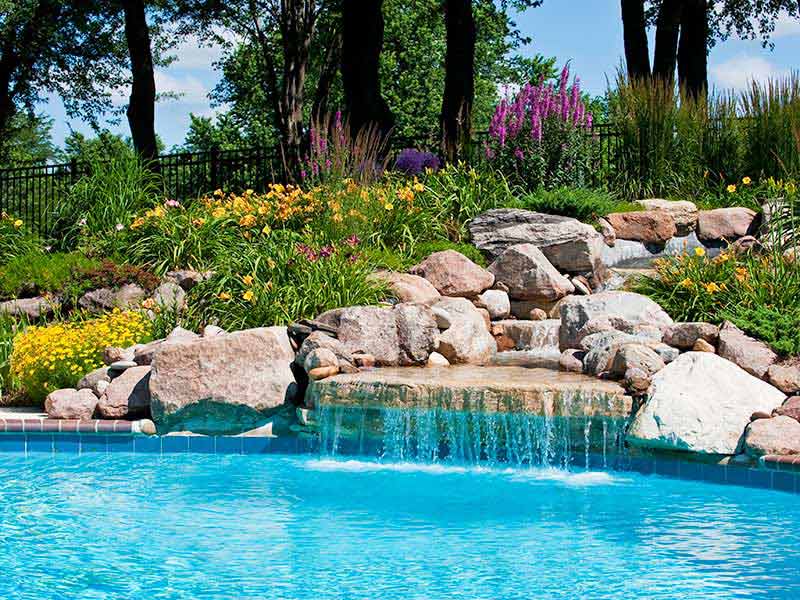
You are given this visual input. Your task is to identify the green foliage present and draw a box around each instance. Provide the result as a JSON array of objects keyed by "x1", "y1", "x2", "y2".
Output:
[
  {"x1": 0, "y1": 113, "x2": 56, "y2": 167},
  {"x1": 51, "y1": 151, "x2": 163, "y2": 252},
  {"x1": 0, "y1": 213, "x2": 41, "y2": 265},
  {"x1": 0, "y1": 252, "x2": 99, "y2": 301},
  {"x1": 0, "y1": 314, "x2": 26, "y2": 398},
  {"x1": 514, "y1": 187, "x2": 638, "y2": 223},
  {"x1": 725, "y1": 305, "x2": 800, "y2": 357},
  {"x1": 185, "y1": 231, "x2": 387, "y2": 330},
  {"x1": 633, "y1": 244, "x2": 800, "y2": 355}
]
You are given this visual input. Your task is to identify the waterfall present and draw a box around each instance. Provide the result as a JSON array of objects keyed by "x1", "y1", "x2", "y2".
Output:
[{"x1": 316, "y1": 391, "x2": 627, "y2": 470}]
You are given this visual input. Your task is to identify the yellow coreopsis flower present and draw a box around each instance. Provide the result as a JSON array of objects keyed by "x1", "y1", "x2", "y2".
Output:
[
  {"x1": 727, "y1": 184, "x2": 737, "y2": 193},
  {"x1": 679, "y1": 278, "x2": 693, "y2": 289},
  {"x1": 13, "y1": 219, "x2": 22, "y2": 228},
  {"x1": 742, "y1": 176, "x2": 752, "y2": 185},
  {"x1": 243, "y1": 290, "x2": 255, "y2": 302},
  {"x1": 694, "y1": 246, "x2": 706, "y2": 257},
  {"x1": 384, "y1": 203, "x2": 394, "y2": 211},
  {"x1": 242, "y1": 275, "x2": 254, "y2": 286},
  {"x1": 218, "y1": 291, "x2": 232, "y2": 301}
]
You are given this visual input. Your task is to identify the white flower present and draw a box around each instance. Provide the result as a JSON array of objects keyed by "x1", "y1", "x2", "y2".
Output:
[{"x1": 115, "y1": 223, "x2": 124, "y2": 231}]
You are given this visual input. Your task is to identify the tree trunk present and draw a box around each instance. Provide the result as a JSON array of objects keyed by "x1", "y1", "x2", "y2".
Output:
[
  {"x1": 621, "y1": 0, "x2": 651, "y2": 80},
  {"x1": 312, "y1": 28, "x2": 342, "y2": 120},
  {"x1": 653, "y1": 0, "x2": 683, "y2": 84},
  {"x1": 341, "y1": 0, "x2": 393, "y2": 138},
  {"x1": 121, "y1": 0, "x2": 158, "y2": 161},
  {"x1": 678, "y1": 0, "x2": 708, "y2": 99},
  {"x1": 441, "y1": 0, "x2": 476, "y2": 162},
  {"x1": 280, "y1": 0, "x2": 316, "y2": 165}
]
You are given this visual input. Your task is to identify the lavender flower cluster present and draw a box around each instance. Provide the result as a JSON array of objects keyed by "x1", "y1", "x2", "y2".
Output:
[
  {"x1": 393, "y1": 149, "x2": 441, "y2": 176},
  {"x1": 487, "y1": 65, "x2": 593, "y2": 158}
]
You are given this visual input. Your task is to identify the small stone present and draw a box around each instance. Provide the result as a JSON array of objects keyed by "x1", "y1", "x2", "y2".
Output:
[
  {"x1": 663, "y1": 322, "x2": 719, "y2": 350},
  {"x1": 368, "y1": 271, "x2": 441, "y2": 305},
  {"x1": 426, "y1": 352, "x2": 450, "y2": 367},
  {"x1": 571, "y1": 275, "x2": 592, "y2": 295},
  {"x1": 529, "y1": 308, "x2": 548, "y2": 321},
  {"x1": 475, "y1": 289, "x2": 511, "y2": 320},
  {"x1": 109, "y1": 360, "x2": 138, "y2": 372},
  {"x1": 559, "y1": 349, "x2": 584, "y2": 373},
  {"x1": 750, "y1": 411, "x2": 772, "y2": 421},
  {"x1": 308, "y1": 365, "x2": 340, "y2": 381},
  {"x1": 775, "y1": 396, "x2": 800, "y2": 421},
  {"x1": 304, "y1": 348, "x2": 339, "y2": 372},
  {"x1": 133, "y1": 340, "x2": 163, "y2": 366},
  {"x1": 166, "y1": 326, "x2": 200, "y2": 344},
  {"x1": 692, "y1": 339, "x2": 716, "y2": 353},
  {"x1": 494, "y1": 334, "x2": 516, "y2": 352},
  {"x1": 203, "y1": 325, "x2": 226, "y2": 337},
  {"x1": 766, "y1": 361, "x2": 800, "y2": 395},
  {"x1": 152, "y1": 282, "x2": 186, "y2": 312},
  {"x1": 718, "y1": 321, "x2": 778, "y2": 379},
  {"x1": 352, "y1": 353, "x2": 376, "y2": 368},
  {"x1": 104, "y1": 346, "x2": 136, "y2": 365},
  {"x1": 138, "y1": 419, "x2": 157, "y2": 435},
  {"x1": 45, "y1": 388, "x2": 98, "y2": 420},
  {"x1": 623, "y1": 367, "x2": 652, "y2": 395},
  {"x1": 164, "y1": 269, "x2": 211, "y2": 291},
  {"x1": 95, "y1": 380, "x2": 110, "y2": 396},
  {"x1": 431, "y1": 306, "x2": 452, "y2": 329},
  {"x1": 76, "y1": 366, "x2": 112, "y2": 396}
]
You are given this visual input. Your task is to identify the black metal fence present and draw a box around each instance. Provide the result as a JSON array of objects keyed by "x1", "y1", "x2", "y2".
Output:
[{"x1": 0, "y1": 127, "x2": 621, "y2": 238}]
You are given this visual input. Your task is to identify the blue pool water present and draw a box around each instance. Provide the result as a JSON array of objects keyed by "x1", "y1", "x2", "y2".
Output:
[{"x1": 1, "y1": 453, "x2": 799, "y2": 600}]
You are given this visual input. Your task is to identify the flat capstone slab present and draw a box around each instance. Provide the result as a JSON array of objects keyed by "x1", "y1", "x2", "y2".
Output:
[{"x1": 307, "y1": 366, "x2": 631, "y2": 417}]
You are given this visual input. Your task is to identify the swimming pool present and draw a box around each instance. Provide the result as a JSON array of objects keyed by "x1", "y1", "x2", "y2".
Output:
[{"x1": 1, "y1": 453, "x2": 798, "y2": 599}]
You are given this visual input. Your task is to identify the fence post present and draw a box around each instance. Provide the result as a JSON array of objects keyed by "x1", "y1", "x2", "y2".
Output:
[{"x1": 210, "y1": 146, "x2": 220, "y2": 191}]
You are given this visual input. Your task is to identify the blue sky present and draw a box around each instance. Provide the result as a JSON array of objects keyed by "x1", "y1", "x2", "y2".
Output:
[{"x1": 43, "y1": 0, "x2": 800, "y2": 150}]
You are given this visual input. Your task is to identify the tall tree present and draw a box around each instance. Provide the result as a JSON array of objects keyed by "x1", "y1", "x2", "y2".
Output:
[
  {"x1": 340, "y1": 0, "x2": 393, "y2": 137},
  {"x1": 652, "y1": 0, "x2": 682, "y2": 83},
  {"x1": 441, "y1": 0, "x2": 476, "y2": 161},
  {"x1": 678, "y1": 0, "x2": 708, "y2": 98},
  {"x1": 621, "y1": 0, "x2": 651, "y2": 80},
  {"x1": 121, "y1": 0, "x2": 158, "y2": 160}
]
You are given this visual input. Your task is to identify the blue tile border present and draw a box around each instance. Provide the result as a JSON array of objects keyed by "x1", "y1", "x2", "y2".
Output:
[{"x1": 0, "y1": 432, "x2": 798, "y2": 495}]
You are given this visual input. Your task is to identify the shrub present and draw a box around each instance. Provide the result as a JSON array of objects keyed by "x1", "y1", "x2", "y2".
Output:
[
  {"x1": 633, "y1": 245, "x2": 800, "y2": 354},
  {"x1": 0, "y1": 213, "x2": 41, "y2": 265},
  {"x1": 394, "y1": 149, "x2": 441, "y2": 175},
  {"x1": 513, "y1": 187, "x2": 638, "y2": 223},
  {"x1": 10, "y1": 310, "x2": 153, "y2": 402},
  {"x1": 0, "y1": 252, "x2": 99, "y2": 300},
  {"x1": 51, "y1": 151, "x2": 163, "y2": 252},
  {"x1": 0, "y1": 315, "x2": 26, "y2": 397},
  {"x1": 185, "y1": 231, "x2": 387, "y2": 330},
  {"x1": 484, "y1": 65, "x2": 595, "y2": 191}
]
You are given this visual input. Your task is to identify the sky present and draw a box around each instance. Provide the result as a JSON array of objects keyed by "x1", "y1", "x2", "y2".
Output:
[{"x1": 42, "y1": 0, "x2": 800, "y2": 150}]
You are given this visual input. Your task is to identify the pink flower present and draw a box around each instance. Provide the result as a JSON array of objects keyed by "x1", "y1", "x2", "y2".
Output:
[
  {"x1": 165, "y1": 199, "x2": 180, "y2": 208},
  {"x1": 345, "y1": 234, "x2": 361, "y2": 247}
]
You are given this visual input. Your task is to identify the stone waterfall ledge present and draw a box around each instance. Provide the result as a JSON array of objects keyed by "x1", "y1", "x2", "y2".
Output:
[{"x1": 307, "y1": 366, "x2": 631, "y2": 417}]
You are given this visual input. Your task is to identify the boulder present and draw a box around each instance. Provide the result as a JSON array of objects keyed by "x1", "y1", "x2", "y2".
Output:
[
  {"x1": 559, "y1": 349, "x2": 584, "y2": 373},
  {"x1": 474, "y1": 289, "x2": 511, "y2": 320},
  {"x1": 202, "y1": 325, "x2": 226, "y2": 337},
  {"x1": 103, "y1": 345, "x2": 138, "y2": 365},
  {"x1": 45, "y1": 388, "x2": 98, "y2": 420},
  {"x1": 487, "y1": 243, "x2": 574, "y2": 302},
  {"x1": 766, "y1": 361, "x2": 800, "y2": 395},
  {"x1": 96, "y1": 366, "x2": 151, "y2": 419},
  {"x1": 308, "y1": 366, "x2": 339, "y2": 381},
  {"x1": 605, "y1": 211, "x2": 677, "y2": 244},
  {"x1": 152, "y1": 282, "x2": 186, "y2": 312},
  {"x1": 570, "y1": 276, "x2": 592, "y2": 295},
  {"x1": 409, "y1": 250, "x2": 493, "y2": 297},
  {"x1": 303, "y1": 347, "x2": 338, "y2": 372},
  {"x1": 296, "y1": 331, "x2": 355, "y2": 371},
  {"x1": 697, "y1": 208, "x2": 757, "y2": 242},
  {"x1": 493, "y1": 319, "x2": 560, "y2": 351},
  {"x1": 581, "y1": 331, "x2": 669, "y2": 376},
  {"x1": 743, "y1": 416, "x2": 800, "y2": 457},
  {"x1": 775, "y1": 396, "x2": 800, "y2": 421},
  {"x1": 529, "y1": 308, "x2": 548, "y2": 321},
  {"x1": 426, "y1": 352, "x2": 451, "y2": 367},
  {"x1": 609, "y1": 344, "x2": 665, "y2": 379},
  {"x1": 0, "y1": 296, "x2": 55, "y2": 320},
  {"x1": 627, "y1": 352, "x2": 786, "y2": 455},
  {"x1": 467, "y1": 209, "x2": 605, "y2": 273},
  {"x1": 635, "y1": 199, "x2": 699, "y2": 236},
  {"x1": 149, "y1": 326, "x2": 297, "y2": 434},
  {"x1": 693, "y1": 339, "x2": 716, "y2": 353},
  {"x1": 368, "y1": 271, "x2": 441, "y2": 305},
  {"x1": 717, "y1": 321, "x2": 778, "y2": 379},
  {"x1": 433, "y1": 297, "x2": 496, "y2": 365},
  {"x1": 559, "y1": 291, "x2": 673, "y2": 351},
  {"x1": 78, "y1": 284, "x2": 146, "y2": 312},
  {"x1": 662, "y1": 322, "x2": 719, "y2": 350},
  {"x1": 394, "y1": 304, "x2": 439, "y2": 365},
  {"x1": 76, "y1": 366, "x2": 112, "y2": 398}
]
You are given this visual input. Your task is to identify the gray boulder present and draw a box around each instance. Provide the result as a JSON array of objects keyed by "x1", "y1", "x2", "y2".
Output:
[
  {"x1": 468, "y1": 208, "x2": 605, "y2": 274},
  {"x1": 96, "y1": 366, "x2": 151, "y2": 419},
  {"x1": 434, "y1": 297, "x2": 496, "y2": 365},
  {"x1": 149, "y1": 326, "x2": 297, "y2": 434},
  {"x1": 487, "y1": 243, "x2": 574, "y2": 302},
  {"x1": 0, "y1": 296, "x2": 55, "y2": 320},
  {"x1": 368, "y1": 271, "x2": 441, "y2": 305},
  {"x1": 717, "y1": 321, "x2": 778, "y2": 379},
  {"x1": 743, "y1": 415, "x2": 800, "y2": 457},
  {"x1": 45, "y1": 388, "x2": 98, "y2": 420},
  {"x1": 662, "y1": 322, "x2": 719, "y2": 350},
  {"x1": 474, "y1": 289, "x2": 511, "y2": 320},
  {"x1": 559, "y1": 291, "x2": 673, "y2": 351},
  {"x1": 627, "y1": 352, "x2": 786, "y2": 455}
]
